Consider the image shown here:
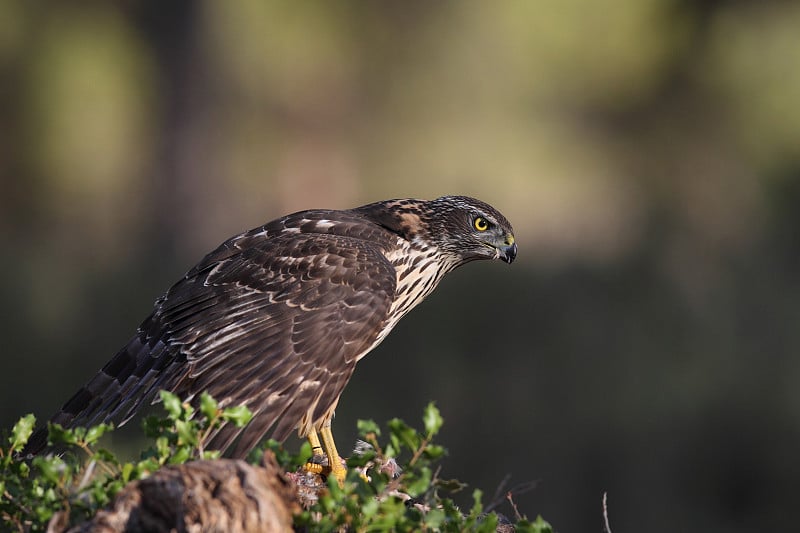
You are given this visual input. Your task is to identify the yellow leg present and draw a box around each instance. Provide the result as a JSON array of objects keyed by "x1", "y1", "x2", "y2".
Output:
[
  {"x1": 303, "y1": 429, "x2": 325, "y2": 475},
  {"x1": 320, "y1": 422, "x2": 347, "y2": 485},
  {"x1": 307, "y1": 429, "x2": 324, "y2": 457}
]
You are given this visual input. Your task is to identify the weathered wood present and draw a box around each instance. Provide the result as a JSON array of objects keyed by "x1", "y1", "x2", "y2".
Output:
[{"x1": 61, "y1": 452, "x2": 298, "y2": 533}]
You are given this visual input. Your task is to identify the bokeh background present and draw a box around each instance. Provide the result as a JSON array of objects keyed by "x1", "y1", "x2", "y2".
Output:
[{"x1": 2, "y1": 1, "x2": 800, "y2": 531}]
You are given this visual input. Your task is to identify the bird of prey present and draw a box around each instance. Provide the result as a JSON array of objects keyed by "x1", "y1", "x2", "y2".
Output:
[{"x1": 25, "y1": 195, "x2": 516, "y2": 482}]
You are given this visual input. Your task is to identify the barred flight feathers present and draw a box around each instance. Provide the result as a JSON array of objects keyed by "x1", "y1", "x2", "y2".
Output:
[{"x1": 23, "y1": 195, "x2": 516, "y2": 462}]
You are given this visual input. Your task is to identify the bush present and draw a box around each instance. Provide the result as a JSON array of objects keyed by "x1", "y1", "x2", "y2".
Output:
[{"x1": 0, "y1": 394, "x2": 553, "y2": 532}]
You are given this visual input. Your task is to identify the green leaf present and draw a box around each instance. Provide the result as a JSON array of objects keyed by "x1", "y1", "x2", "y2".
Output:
[
  {"x1": 319, "y1": 491, "x2": 337, "y2": 514},
  {"x1": 423, "y1": 402, "x2": 443, "y2": 437},
  {"x1": 357, "y1": 418, "x2": 381, "y2": 437},
  {"x1": 441, "y1": 497, "x2": 463, "y2": 521},
  {"x1": 384, "y1": 440, "x2": 399, "y2": 458},
  {"x1": 361, "y1": 497, "x2": 379, "y2": 518},
  {"x1": 33, "y1": 503, "x2": 54, "y2": 523},
  {"x1": 199, "y1": 392, "x2": 219, "y2": 421},
  {"x1": 48, "y1": 423, "x2": 79, "y2": 446},
  {"x1": 422, "y1": 443, "x2": 446, "y2": 460},
  {"x1": 84, "y1": 423, "x2": 113, "y2": 445},
  {"x1": 32, "y1": 456, "x2": 66, "y2": 485},
  {"x1": 121, "y1": 462, "x2": 134, "y2": 483},
  {"x1": 155, "y1": 435, "x2": 170, "y2": 459},
  {"x1": 222, "y1": 405, "x2": 253, "y2": 427},
  {"x1": 423, "y1": 507, "x2": 446, "y2": 529},
  {"x1": 174, "y1": 419, "x2": 198, "y2": 447},
  {"x1": 295, "y1": 439, "x2": 312, "y2": 466},
  {"x1": 160, "y1": 391, "x2": 182, "y2": 418},
  {"x1": 471, "y1": 488, "x2": 484, "y2": 516},
  {"x1": 388, "y1": 418, "x2": 420, "y2": 452},
  {"x1": 476, "y1": 512, "x2": 499, "y2": 533},
  {"x1": 405, "y1": 466, "x2": 432, "y2": 496},
  {"x1": 169, "y1": 446, "x2": 191, "y2": 465},
  {"x1": 92, "y1": 448, "x2": 118, "y2": 464},
  {"x1": 136, "y1": 456, "x2": 161, "y2": 474},
  {"x1": 531, "y1": 515, "x2": 555, "y2": 533},
  {"x1": 9, "y1": 414, "x2": 36, "y2": 451},
  {"x1": 514, "y1": 515, "x2": 555, "y2": 533},
  {"x1": 141, "y1": 415, "x2": 166, "y2": 438}
]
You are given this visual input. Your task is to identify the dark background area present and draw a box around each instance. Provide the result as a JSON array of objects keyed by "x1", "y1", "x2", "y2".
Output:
[{"x1": 2, "y1": 2, "x2": 800, "y2": 531}]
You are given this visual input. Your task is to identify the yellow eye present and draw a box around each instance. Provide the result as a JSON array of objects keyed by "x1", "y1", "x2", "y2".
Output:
[{"x1": 473, "y1": 216, "x2": 489, "y2": 231}]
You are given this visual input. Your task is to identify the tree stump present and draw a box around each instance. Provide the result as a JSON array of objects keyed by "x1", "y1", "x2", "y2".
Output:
[{"x1": 60, "y1": 451, "x2": 299, "y2": 533}]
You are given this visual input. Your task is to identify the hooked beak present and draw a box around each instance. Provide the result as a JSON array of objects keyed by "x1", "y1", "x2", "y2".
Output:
[{"x1": 497, "y1": 235, "x2": 517, "y2": 264}]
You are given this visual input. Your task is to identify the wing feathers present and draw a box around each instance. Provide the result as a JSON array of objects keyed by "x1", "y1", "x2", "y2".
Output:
[
  {"x1": 170, "y1": 232, "x2": 396, "y2": 453},
  {"x1": 26, "y1": 214, "x2": 400, "y2": 458}
]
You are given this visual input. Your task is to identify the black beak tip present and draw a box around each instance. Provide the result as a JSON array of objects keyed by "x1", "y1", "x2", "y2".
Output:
[{"x1": 500, "y1": 242, "x2": 517, "y2": 264}]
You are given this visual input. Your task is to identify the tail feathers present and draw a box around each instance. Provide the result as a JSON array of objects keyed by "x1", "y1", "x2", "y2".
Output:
[{"x1": 21, "y1": 332, "x2": 180, "y2": 457}]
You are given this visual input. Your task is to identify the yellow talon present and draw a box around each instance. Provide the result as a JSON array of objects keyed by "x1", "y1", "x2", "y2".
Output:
[
  {"x1": 303, "y1": 425, "x2": 346, "y2": 485},
  {"x1": 304, "y1": 461, "x2": 325, "y2": 475}
]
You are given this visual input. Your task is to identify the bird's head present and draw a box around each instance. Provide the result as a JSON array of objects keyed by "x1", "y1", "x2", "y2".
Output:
[
  {"x1": 355, "y1": 195, "x2": 517, "y2": 268},
  {"x1": 419, "y1": 195, "x2": 517, "y2": 267}
]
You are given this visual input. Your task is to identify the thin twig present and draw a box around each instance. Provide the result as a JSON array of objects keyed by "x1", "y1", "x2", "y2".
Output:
[
  {"x1": 602, "y1": 491, "x2": 612, "y2": 533},
  {"x1": 484, "y1": 475, "x2": 539, "y2": 521},
  {"x1": 506, "y1": 491, "x2": 524, "y2": 522},
  {"x1": 77, "y1": 460, "x2": 97, "y2": 490},
  {"x1": 406, "y1": 436, "x2": 431, "y2": 467},
  {"x1": 487, "y1": 473, "x2": 511, "y2": 510},
  {"x1": 78, "y1": 443, "x2": 115, "y2": 476}
]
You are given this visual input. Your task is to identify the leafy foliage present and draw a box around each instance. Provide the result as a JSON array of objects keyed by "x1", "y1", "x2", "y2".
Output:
[
  {"x1": 0, "y1": 391, "x2": 252, "y2": 531},
  {"x1": 1, "y1": 396, "x2": 552, "y2": 532},
  {"x1": 264, "y1": 401, "x2": 551, "y2": 532}
]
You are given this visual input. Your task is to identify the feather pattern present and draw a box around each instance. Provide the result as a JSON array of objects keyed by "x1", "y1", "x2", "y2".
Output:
[{"x1": 24, "y1": 196, "x2": 515, "y2": 458}]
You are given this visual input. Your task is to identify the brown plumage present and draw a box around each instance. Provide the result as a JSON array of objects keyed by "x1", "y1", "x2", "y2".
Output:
[{"x1": 25, "y1": 196, "x2": 516, "y2": 466}]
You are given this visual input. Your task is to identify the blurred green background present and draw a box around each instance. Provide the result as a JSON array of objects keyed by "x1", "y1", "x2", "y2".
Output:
[{"x1": 2, "y1": 1, "x2": 800, "y2": 531}]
